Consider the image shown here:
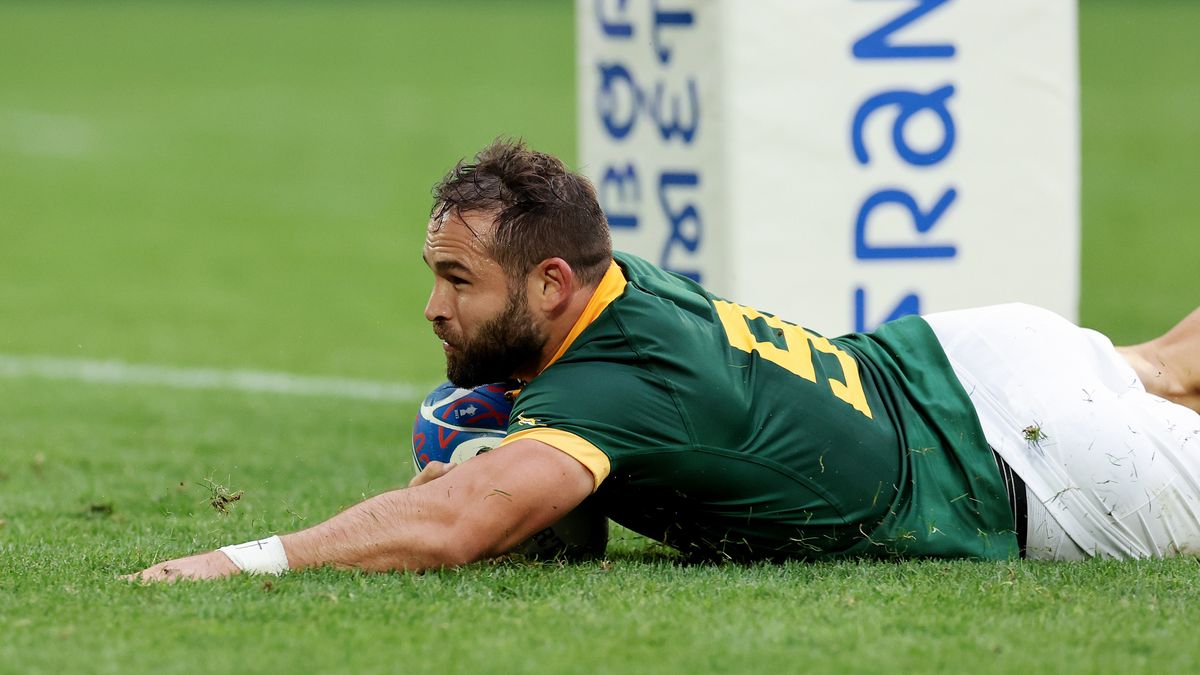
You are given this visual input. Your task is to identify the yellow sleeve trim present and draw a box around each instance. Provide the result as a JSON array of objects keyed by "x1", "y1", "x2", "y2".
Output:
[{"x1": 499, "y1": 427, "x2": 611, "y2": 492}]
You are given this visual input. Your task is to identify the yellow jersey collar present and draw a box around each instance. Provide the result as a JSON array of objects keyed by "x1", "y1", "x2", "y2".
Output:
[{"x1": 539, "y1": 261, "x2": 627, "y2": 374}]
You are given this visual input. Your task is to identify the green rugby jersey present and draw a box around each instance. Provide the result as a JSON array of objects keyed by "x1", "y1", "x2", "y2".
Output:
[{"x1": 499, "y1": 252, "x2": 1016, "y2": 560}]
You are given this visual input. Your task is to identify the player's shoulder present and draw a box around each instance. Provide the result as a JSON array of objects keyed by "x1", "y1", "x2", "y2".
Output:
[
  {"x1": 613, "y1": 252, "x2": 711, "y2": 300},
  {"x1": 609, "y1": 252, "x2": 723, "y2": 334},
  {"x1": 518, "y1": 360, "x2": 652, "y2": 406},
  {"x1": 514, "y1": 361, "x2": 681, "y2": 429}
]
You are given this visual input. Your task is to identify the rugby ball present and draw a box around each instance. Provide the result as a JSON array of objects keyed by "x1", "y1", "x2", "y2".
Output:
[
  {"x1": 411, "y1": 381, "x2": 607, "y2": 560},
  {"x1": 411, "y1": 381, "x2": 512, "y2": 469}
]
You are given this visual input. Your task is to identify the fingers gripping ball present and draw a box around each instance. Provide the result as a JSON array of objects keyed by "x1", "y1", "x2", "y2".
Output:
[{"x1": 411, "y1": 382, "x2": 607, "y2": 560}]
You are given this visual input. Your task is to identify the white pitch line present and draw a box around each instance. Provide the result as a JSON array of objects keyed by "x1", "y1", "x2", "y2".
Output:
[
  {"x1": 0, "y1": 354, "x2": 429, "y2": 403},
  {"x1": 0, "y1": 109, "x2": 97, "y2": 158}
]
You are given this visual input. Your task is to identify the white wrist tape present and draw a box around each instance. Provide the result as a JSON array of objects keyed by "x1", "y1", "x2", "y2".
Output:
[{"x1": 219, "y1": 535, "x2": 290, "y2": 575}]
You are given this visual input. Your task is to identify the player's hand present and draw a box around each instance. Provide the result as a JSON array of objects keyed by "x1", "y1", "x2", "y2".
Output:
[
  {"x1": 408, "y1": 460, "x2": 457, "y2": 488},
  {"x1": 125, "y1": 550, "x2": 240, "y2": 583}
]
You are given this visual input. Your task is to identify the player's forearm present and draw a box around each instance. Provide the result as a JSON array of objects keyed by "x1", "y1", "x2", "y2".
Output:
[
  {"x1": 132, "y1": 442, "x2": 590, "y2": 582},
  {"x1": 279, "y1": 488, "x2": 484, "y2": 572},
  {"x1": 131, "y1": 486, "x2": 497, "y2": 581}
]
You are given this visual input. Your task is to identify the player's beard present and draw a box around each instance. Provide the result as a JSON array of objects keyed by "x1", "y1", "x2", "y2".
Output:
[{"x1": 441, "y1": 288, "x2": 547, "y2": 388}]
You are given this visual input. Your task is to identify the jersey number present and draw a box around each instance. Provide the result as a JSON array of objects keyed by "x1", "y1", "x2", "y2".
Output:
[{"x1": 714, "y1": 300, "x2": 874, "y2": 419}]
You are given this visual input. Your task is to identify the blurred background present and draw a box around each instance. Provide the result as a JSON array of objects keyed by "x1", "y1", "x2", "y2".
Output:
[
  {"x1": 0, "y1": 0, "x2": 1196, "y2": 390},
  {"x1": 1, "y1": 5, "x2": 1196, "y2": 670},
  {"x1": 0, "y1": 1, "x2": 575, "y2": 388}
]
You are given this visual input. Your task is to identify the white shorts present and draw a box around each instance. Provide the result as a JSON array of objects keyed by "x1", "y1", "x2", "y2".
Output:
[{"x1": 925, "y1": 304, "x2": 1200, "y2": 560}]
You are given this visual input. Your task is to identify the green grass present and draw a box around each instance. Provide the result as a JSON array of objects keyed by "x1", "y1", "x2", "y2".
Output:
[
  {"x1": 3, "y1": 373, "x2": 1199, "y2": 674},
  {"x1": 1078, "y1": 1, "x2": 1200, "y2": 341},
  {"x1": 0, "y1": 0, "x2": 575, "y2": 380},
  {"x1": 2, "y1": 1, "x2": 1199, "y2": 673}
]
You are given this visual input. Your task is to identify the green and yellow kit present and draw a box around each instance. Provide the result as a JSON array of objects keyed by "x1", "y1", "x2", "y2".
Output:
[{"x1": 498, "y1": 252, "x2": 1016, "y2": 560}]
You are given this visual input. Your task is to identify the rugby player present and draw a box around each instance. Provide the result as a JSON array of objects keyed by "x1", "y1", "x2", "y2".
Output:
[{"x1": 130, "y1": 140, "x2": 1200, "y2": 581}]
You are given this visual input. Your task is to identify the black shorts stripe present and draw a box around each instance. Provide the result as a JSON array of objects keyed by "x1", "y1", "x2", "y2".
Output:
[{"x1": 991, "y1": 447, "x2": 1028, "y2": 558}]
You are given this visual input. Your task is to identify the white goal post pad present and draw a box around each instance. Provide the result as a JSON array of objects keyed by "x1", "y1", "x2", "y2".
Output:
[{"x1": 578, "y1": 0, "x2": 1078, "y2": 334}]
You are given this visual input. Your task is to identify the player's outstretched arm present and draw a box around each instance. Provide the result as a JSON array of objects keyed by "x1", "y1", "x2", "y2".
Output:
[{"x1": 128, "y1": 440, "x2": 593, "y2": 581}]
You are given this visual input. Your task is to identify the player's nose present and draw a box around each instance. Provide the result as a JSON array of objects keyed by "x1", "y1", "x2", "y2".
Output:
[{"x1": 424, "y1": 284, "x2": 449, "y2": 323}]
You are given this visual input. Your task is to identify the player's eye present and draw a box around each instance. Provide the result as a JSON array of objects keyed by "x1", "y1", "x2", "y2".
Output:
[{"x1": 448, "y1": 275, "x2": 469, "y2": 287}]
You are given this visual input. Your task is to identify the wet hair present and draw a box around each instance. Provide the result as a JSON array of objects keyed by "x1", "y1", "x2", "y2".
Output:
[{"x1": 431, "y1": 138, "x2": 612, "y2": 285}]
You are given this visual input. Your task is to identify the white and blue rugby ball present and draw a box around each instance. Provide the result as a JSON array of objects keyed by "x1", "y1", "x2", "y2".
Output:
[
  {"x1": 410, "y1": 381, "x2": 608, "y2": 560},
  {"x1": 411, "y1": 381, "x2": 513, "y2": 469}
]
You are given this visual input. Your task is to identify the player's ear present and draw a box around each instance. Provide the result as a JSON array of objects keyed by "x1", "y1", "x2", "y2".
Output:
[{"x1": 530, "y1": 258, "x2": 575, "y2": 313}]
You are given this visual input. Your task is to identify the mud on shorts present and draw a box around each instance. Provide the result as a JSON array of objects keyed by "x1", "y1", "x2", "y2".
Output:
[{"x1": 926, "y1": 303, "x2": 1200, "y2": 560}]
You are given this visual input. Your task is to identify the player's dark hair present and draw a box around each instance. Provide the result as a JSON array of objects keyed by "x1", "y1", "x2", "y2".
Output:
[{"x1": 431, "y1": 138, "x2": 613, "y2": 285}]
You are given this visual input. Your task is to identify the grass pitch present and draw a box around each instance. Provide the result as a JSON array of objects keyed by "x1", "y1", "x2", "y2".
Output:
[{"x1": 2, "y1": 1, "x2": 1199, "y2": 673}]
